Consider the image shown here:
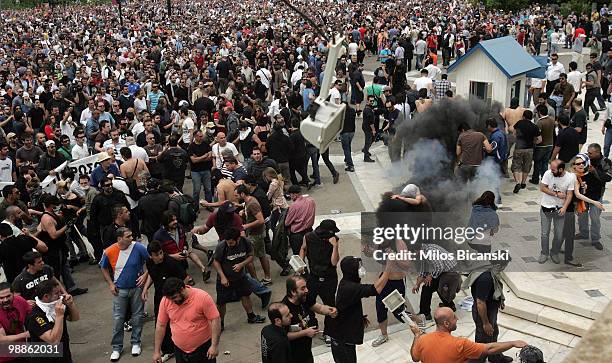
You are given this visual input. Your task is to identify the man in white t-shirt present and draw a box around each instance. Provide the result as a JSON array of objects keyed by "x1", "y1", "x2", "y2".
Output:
[
  {"x1": 538, "y1": 159, "x2": 574, "y2": 264},
  {"x1": 211, "y1": 132, "x2": 239, "y2": 169},
  {"x1": 0, "y1": 144, "x2": 14, "y2": 182},
  {"x1": 566, "y1": 61, "x2": 582, "y2": 95},
  {"x1": 413, "y1": 69, "x2": 433, "y2": 92},
  {"x1": 71, "y1": 129, "x2": 90, "y2": 160},
  {"x1": 329, "y1": 80, "x2": 343, "y2": 105},
  {"x1": 179, "y1": 108, "x2": 194, "y2": 145}
]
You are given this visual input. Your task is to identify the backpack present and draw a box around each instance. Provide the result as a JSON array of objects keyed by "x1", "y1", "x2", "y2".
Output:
[
  {"x1": 124, "y1": 160, "x2": 142, "y2": 200},
  {"x1": 168, "y1": 193, "x2": 199, "y2": 226}
]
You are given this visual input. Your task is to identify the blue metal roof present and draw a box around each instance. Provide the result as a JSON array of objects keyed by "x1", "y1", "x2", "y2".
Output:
[
  {"x1": 448, "y1": 36, "x2": 541, "y2": 78},
  {"x1": 526, "y1": 55, "x2": 548, "y2": 79}
]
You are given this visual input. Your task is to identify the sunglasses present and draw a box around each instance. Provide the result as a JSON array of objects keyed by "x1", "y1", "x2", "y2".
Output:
[{"x1": 574, "y1": 161, "x2": 584, "y2": 166}]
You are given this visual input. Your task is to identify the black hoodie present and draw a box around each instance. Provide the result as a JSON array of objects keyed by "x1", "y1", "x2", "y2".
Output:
[{"x1": 326, "y1": 257, "x2": 378, "y2": 344}]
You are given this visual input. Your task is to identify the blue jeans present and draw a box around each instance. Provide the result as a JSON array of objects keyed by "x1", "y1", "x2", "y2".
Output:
[
  {"x1": 532, "y1": 146, "x2": 552, "y2": 181},
  {"x1": 577, "y1": 200, "x2": 602, "y2": 243},
  {"x1": 340, "y1": 132, "x2": 354, "y2": 167},
  {"x1": 541, "y1": 208, "x2": 565, "y2": 255},
  {"x1": 112, "y1": 287, "x2": 144, "y2": 351},
  {"x1": 604, "y1": 127, "x2": 612, "y2": 158},
  {"x1": 246, "y1": 274, "x2": 271, "y2": 295},
  {"x1": 191, "y1": 170, "x2": 212, "y2": 202},
  {"x1": 307, "y1": 146, "x2": 321, "y2": 185}
]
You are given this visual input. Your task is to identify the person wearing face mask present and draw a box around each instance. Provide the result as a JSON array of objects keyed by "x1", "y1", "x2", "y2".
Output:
[
  {"x1": 298, "y1": 219, "x2": 339, "y2": 345},
  {"x1": 325, "y1": 256, "x2": 390, "y2": 363}
]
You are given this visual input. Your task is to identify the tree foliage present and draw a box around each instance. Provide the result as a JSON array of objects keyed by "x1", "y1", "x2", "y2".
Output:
[
  {"x1": 482, "y1": 0, "x2": 530, "y2": 12},
  {"x1": 560, "y1": 0, "x2": 591, "y2": 17}
]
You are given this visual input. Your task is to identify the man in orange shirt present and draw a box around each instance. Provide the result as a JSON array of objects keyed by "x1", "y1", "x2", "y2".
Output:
[
  {"x1": 410, "y1": 307, "x2": 527, "y2": 363},
  {"x1": 152, "y1": 277, "x2": 221, "y2": 363}
]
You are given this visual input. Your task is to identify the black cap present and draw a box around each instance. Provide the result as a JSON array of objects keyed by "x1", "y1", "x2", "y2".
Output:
[
  {"x1": 218, "y1": 201, "x2": 236, "y2": 214},
  {"x1": 319, "y1": 219, "x2": 340, "y2": 233}
]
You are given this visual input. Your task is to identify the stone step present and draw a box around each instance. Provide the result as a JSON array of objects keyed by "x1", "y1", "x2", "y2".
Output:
[
  {"x1": 502, "y1": 272, "x2": 608, "y2": 320},
  {"x1": 497, "y1": 313, "x2": 582, "y2": 348},
  {"x1": 501, "y1": 283, "x2": 595, "y2": 337}
]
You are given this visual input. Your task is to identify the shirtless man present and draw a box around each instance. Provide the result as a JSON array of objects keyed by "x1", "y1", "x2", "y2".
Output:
[
  {"x1": 119, "y1": 146, "x2": 149, "y2": 186},
  {"x1": 499, "y1": 97, "x2": 526, "y2": 176},
  {"x1": 200, "y1": 173, "x2": 237, "y2": 209}
]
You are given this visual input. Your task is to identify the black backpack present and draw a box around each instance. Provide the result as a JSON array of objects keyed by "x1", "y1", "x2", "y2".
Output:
[
  {"x1": 168, "y1": 193, "x2": 199, "y2": 226},
  {"x1": 124, "y1": 160, "x2": 142, "y2": 200}
]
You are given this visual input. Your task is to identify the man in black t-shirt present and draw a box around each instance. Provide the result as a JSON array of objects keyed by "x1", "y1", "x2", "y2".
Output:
[
  {"x1": 25, "y1": 279, "x2": 79, "y2": 363},
  {"x1": 511, "y1": 110, "x2": 542, "y2": 193},
  {"x1": 0, "y1": 222, "x2": 48, "y2": 283},
  {"x1": 551, "y1": 114, "x2": 581, "y2": 163},
  {"x1": 261, "y1": 302, "x2": 293, "y2": 363},
  {"x1": 570, "y1": 98, "x2": 588, "y2": 147},
  {"x1": 12, "y1": 252, "x2": 65, "y2": 302},
  {"x1": 187, "y1": 130, "x2": 213, "y2": 203},
  {"x1": 212, "y1": 227, "x2": 265, "y2": 329},
  {"x1": 142, "y1": 240, "x2": 186, "y2": 358},
  {"x1": 27, "y1": 97, "x2": 46, "y2": 132},
  {"x1": 281, "y1": 275, "x2": 337, "y2": 363},
  {"x1": 159, "y1": 134, "x2": 188, "y2": 192}
]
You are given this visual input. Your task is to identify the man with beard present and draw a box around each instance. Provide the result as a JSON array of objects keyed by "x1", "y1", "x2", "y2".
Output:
[
  {"x1": 153, "y1": 277, "x2": 221, "y2": 363},
  {"x1": 261, "y1": 302, "x2": 293, "y2": 363},
  {"x1": 0, "y1": 281, "x2": 31, "y2": 350},
  {"x1": 282, "y1": 275, "x2": 338, "y2": 363},
  {"x1": 36, "y1": 140, "x2": 66, "y2": 179},
  {"x1": 142, "y1": 241, "x2": 187, "y2": 362}
]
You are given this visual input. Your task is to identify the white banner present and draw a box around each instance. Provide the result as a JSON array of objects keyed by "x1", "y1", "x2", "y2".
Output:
[
  {"x1": 41, "y1": 161, "x2": 68, "y2": 194},
  {"x1": 66, "y1": 153, "x2": 102, "y2": 180}
]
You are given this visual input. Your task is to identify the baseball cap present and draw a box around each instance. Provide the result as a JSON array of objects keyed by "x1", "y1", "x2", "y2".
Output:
[
  {"x1": 6, "y1": 132, "x2": 16, "y2": 139},
  {"x1": 319, "y1": 219, "x2": 340, "y2": 233},
  {"x1": 45, "y1": 140, "x2": 55, "y2": 147}
]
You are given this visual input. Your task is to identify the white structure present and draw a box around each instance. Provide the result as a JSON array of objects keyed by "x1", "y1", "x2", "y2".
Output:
[{"x1": 448, "y1": 36, "x2": 541, "y2": 107}]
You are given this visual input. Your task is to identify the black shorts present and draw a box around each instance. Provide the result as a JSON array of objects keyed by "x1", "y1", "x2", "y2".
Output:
[{"x1": 216, "y1": 276, "x2": 252, "y2": 305}]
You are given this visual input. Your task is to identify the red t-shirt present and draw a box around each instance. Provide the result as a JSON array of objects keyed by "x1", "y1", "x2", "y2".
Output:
[{"x1": 0, "y1": 295, "x2": 31, "y2": 363}]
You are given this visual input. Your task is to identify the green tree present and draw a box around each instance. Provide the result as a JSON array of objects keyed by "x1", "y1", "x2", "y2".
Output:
[
  {"x1": 560, "y1": 0, "x2": 591, "y2": 17},
  {"x1": 482, "y1": 0, "x2": 530, "y2": 12}
]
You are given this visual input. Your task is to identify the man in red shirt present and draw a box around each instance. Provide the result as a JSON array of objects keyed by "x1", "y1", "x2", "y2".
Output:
[
  {"x1": 0, "y1": 282, "x2": 32, "y2": 363},
  {"x1": 153, "y1": 278, "x2": 221, "y2": 363},
  {"x1": 284, "y1": 185, "x2": 316, "y2": 255}
]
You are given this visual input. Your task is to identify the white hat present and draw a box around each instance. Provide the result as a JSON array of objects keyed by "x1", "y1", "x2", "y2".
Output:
[
  {"x1": 22, "y1": 92, "x2": 30, "y2": 98},
  {"x1": 400, "y1": 184, "x2": 420, "y2": 198},
  {"x1": 45, "y1": 140, "x2": 55, "y2": 147},
  {"x1": 178, "y1": 100, "x2": 189, "y2": 107},
  {"x1": 97, "y1": 152, "x2": 111, "y2": 163}
]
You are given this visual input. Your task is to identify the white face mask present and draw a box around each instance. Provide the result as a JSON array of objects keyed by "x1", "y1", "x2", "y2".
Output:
[
  {"x1": 81, "y1": 185, "x2": 89, "y2": 191},
  {"x1": 358, "y1": 265, "x2": 367, "y2": 278}
]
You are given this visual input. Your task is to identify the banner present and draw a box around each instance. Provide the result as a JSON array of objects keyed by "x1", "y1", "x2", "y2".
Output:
[
  {"x1": 66, "y1": 153, "x2": 103, "y2": 180},
  {"x1": 41, "y1": 161, "x2": 68, "y2": 194}
]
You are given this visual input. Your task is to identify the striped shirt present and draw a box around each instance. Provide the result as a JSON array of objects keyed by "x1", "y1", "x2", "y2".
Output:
[{"x1": 419, "y1": 244, "x2": 457, "y2": 278}]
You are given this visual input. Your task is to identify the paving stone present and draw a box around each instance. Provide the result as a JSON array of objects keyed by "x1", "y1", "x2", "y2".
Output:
[
  {"x1": 501, "y1": 224, "x2": 512, "y2": 228},
  {"x1": 500, "y1": 207, "x2": 513, "y2": 211},
  {"x1": 585, "y1": 289, "x2": 605, "y2": 297},
  {"x1": 521, "y1": 256, "x2": 537, "y2": 263},
  {"x1": 525, "y1": 201, "x2": 538, "y2": 205},
  {"x1": 522, "y1": 235, "x2": 537, "y2": 241},
  {"x1": 523, "y1": 216, "x2": 538, "y2": 222}
]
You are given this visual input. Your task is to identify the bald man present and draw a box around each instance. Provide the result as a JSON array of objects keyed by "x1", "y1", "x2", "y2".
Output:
[{"x1": 410, "y1": 307, "x2": 527, "y2": 363}]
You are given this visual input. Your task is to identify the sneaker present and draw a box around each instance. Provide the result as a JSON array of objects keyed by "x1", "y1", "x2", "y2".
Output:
[
  {"x1": 260, "y1": 278, "x2": 273, "y2": 286},
  {"x1": 110, "y1": 350, "x2": 121, "y2": 362},
  {"x1": 206, "y1": 250, "x2": 214, "y2": 267},
  {"x1": 520, "y1": 183, "x2": 526, "y2": 189},
  {"x1": 528, "y1": 179, "x2": 539, "y2": 185},
  {"x1": 513, "y1": 184, "x2": 521, "y2": 193},
  {"x1": 143, "y1": 311, "x2": 149, "y2": 319},
  {"x1": 345, "y1": 166, "x2": 355, "y2": 172},
  {"x1": 565, "y1": 258, "x2": 583, "y2": 267},
  {"x1": 332, "y1": 172, "x2": 339, "y2": 184},
  {"x1": 324, "y1": 335, "x2": 332, "y2": 346},
  {"x1": 371, "y1": 334, "x2": 389, "y2": 347},
  {"x1": 550, "y1": 254, "x2": 560, "y2": 264},
  {"x1": 161, "y1": 353, "x2": 174, "y2": 362},
  {"x1": 538, "y1": 253, "x2": 548, "y2": 264},
  {"x1": 88, "y1": 258, "x2": 99, "y2": 265},
  {"x1": 202, "y1": 270, "x2": 211, "y2": 282},
  {"x1": 423, "y1": 313, "x2": 432, "y2": 321},
  {"x1": 412, "y1": 313, "x2": 428, "y2": 328},
  {"x1": 280, "y1": 267, "x2": 291, "y2": 276},
  {"x1": 247, "y1": 314, "x2": 266, "y2": 324},
  {"x1": 364, "y1": 157, "x2": 375, "y2": 162},
  {"x1": 574, "y1": 234, "x2": 588, "y2": 240},
  {"x1": 593, "y1": 242, "x2": 604, "y2": 250},
  {"x1": 260, "y1": 291, "x2": 272, "y2": 309},
  {"x1": 131, "y1": 344, "x2": 141, "y2": 357},
  {"x1": 70, "y1": 287, "x2": 88, "y2": 296},
  {"x1": 124, "y1": 322, "x2": 132, "y2": 332}
]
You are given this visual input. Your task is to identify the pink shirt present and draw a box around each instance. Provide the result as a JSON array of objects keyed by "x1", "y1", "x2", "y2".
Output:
[
  {"x1": 285, "y1": 195, "x2": 316, "y2": 233},
  {"x1": 158, "y1": 287, "x2": 220, "y2": 353}
]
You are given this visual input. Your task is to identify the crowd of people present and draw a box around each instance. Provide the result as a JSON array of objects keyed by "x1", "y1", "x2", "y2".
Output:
[{"x1": 0, "y1": 0, "x2": 610, "y2": 362}]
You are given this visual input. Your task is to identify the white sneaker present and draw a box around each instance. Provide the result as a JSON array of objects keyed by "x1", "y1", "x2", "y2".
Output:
[
  {"x1": 131, "y1": 344, "x2": 141, "y2": 357},
  {"x1": 161, "y1": 353, "x2": 174, "y2": 362},
  {"x1": 110, "y1": 350, "x2": 121, "y2": 362},
  {"x1": 371, "y1": 334, "x2": 388, "y2": 347}
]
